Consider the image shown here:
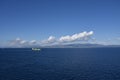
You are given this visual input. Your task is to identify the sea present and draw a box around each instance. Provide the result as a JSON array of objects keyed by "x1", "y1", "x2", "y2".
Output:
[{"x1": 0, "y1": 48, "x2": 120, "y2": 80}]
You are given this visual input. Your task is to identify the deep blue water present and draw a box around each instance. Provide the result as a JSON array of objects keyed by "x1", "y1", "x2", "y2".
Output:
[{"x1": 0, "y1": 48, "x2": 120, "y2": 80}]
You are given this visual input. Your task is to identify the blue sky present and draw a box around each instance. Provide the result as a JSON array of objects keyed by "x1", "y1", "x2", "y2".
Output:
[{"x1": 0, "y1": 0, "x2": 120, "y2": 47}]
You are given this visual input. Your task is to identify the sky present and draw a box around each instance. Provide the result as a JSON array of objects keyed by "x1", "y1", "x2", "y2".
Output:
[{"x1": 0, "y1": 0, "x2": 120, "y2": 47}]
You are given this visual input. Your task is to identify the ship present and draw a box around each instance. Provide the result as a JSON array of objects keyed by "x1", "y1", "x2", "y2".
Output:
[{"x1": 32, "y1": 48, "x2": 41, "y2": 51}]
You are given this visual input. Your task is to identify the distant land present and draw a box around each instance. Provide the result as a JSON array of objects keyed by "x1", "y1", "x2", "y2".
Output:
[
  {"x1": 43, "y1": 43, "x2": 120, "y2": 48},
  {"x1": 23, "y1": 43, "x2": 120, "y2": 48},
  {"x1": 1, "y1": 43, "x2": 120, "y2": 48}
]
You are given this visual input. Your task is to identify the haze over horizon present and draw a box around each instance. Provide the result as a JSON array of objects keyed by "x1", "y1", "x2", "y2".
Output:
[{"x1": 0, "y1": 0, "x2": 120, "y2": 47}]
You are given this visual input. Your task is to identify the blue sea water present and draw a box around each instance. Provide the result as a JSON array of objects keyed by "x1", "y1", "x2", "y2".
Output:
[{"x1": 0, "y1": 48, "x2": 120, "y2": 80}]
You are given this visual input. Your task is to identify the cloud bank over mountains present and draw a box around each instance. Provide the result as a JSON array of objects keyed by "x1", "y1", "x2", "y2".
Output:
[{"x1": 5, "y1": 31, "x2": 94, "y2": 48}]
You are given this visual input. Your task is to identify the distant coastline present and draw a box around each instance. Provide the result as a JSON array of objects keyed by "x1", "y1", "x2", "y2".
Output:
[{"x1": 1, "y1": 43, "x2": 120, "y2": 48}]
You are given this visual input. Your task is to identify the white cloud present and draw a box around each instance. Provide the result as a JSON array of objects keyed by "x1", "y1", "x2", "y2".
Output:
[
  {"x1": 48, "y1": 36, "x2": 56, "y2": 42},
  {"x1": 9, "y1": 38, "x2": 26, "y2": 47},
  {"x1": 16, "y1": 37, "x2": 21, "y2": 41},
  {"x1": 59, "y1": 31, "x2": 94, "y2": 42},
  {"x1": 5, "y1": 31, "x2": 94, "y2": 47},
  {"x1": 30, "y1": 40, "x2": 37, "y2": 44},
  {"x1": 41, "y1": 36, "x2": 56, "y2": 44},
  {"x1": 20, "y1": 40, "x2": 27, "y2": 44},
  {"x1": 9, "y1": 38, "x2": 40, "y2": 47}
]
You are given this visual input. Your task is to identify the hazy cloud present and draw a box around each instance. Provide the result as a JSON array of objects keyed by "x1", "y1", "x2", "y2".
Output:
[{"x1": 116, "y1": 37, "x2": 120, "y2": 40}]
